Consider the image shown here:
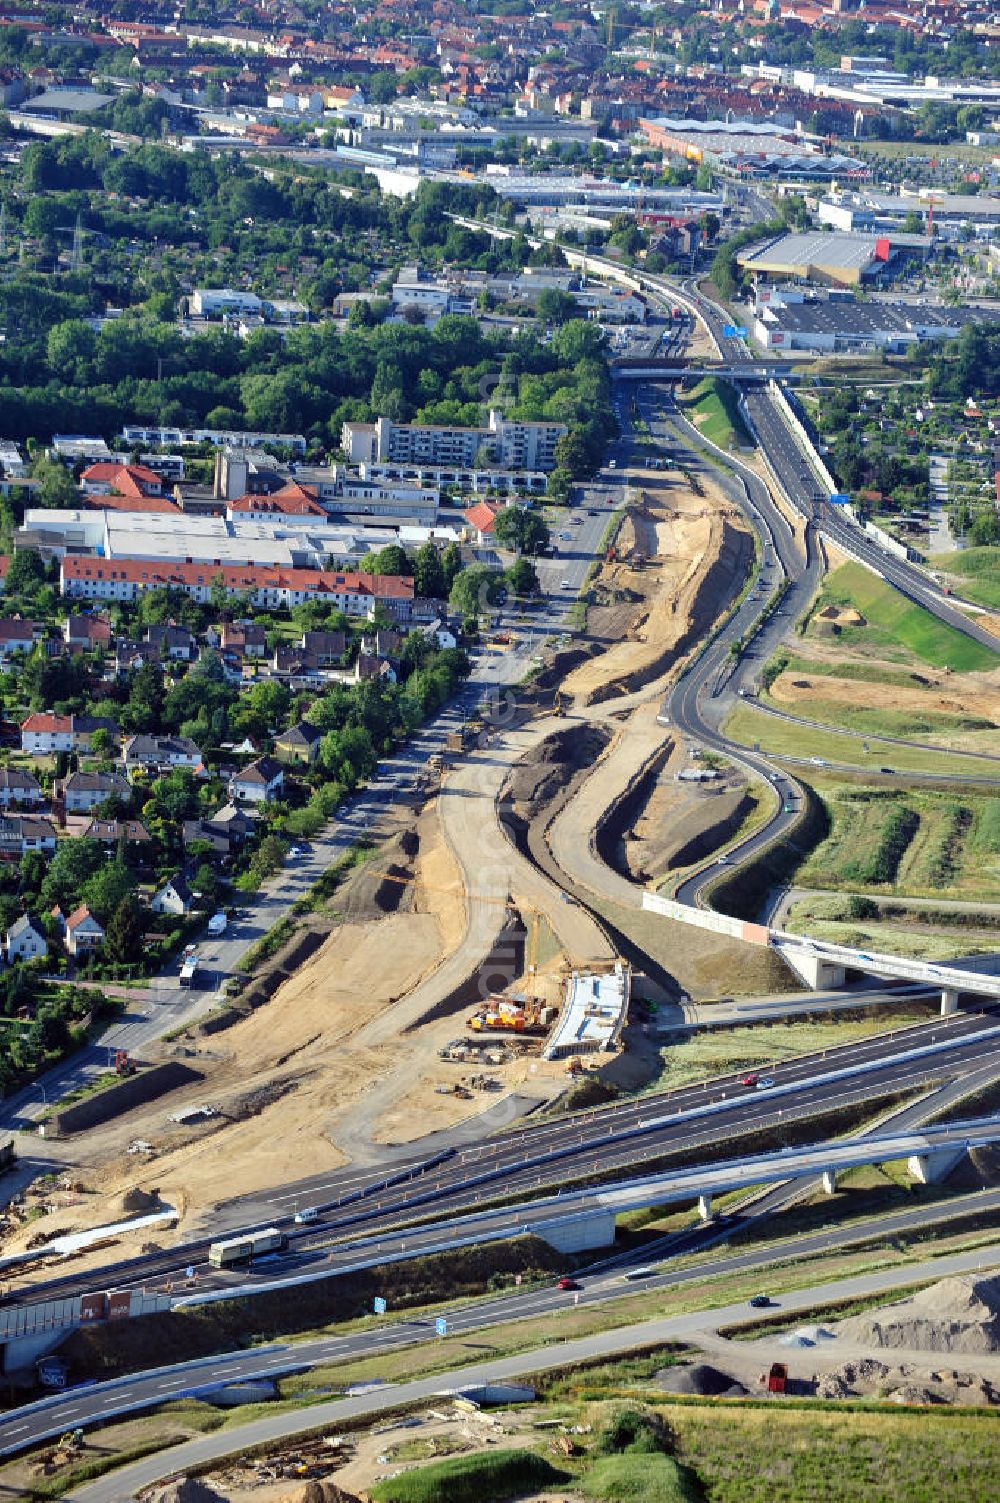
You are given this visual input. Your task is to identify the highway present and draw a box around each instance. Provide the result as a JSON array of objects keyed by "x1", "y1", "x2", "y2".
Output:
[
  {"x1": 6, "y1": 1006, "x2": 1000, "y2": 1312},
  {"x1": 11, "y1": 1226, "x2": 1000, "y2": 1474}
]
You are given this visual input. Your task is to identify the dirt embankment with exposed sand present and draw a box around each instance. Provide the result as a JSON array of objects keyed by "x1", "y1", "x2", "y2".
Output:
[{"x1": 563, "y1": 469, "x2": 752, "y2": 705}]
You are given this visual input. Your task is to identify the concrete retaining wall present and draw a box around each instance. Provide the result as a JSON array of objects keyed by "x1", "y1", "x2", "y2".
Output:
[{"x1": 40, "y1": 1062, "x2": 204, "y2": 1137}]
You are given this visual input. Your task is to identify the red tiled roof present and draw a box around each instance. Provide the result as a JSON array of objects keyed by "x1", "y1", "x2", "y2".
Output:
[{"x1": 61, "y1": 557, "x2": 414, "y2": 599}]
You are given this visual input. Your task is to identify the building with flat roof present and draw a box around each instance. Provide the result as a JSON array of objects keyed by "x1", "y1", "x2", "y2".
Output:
[
  {"x1": 342, "y1": 409, "x2": 567, "y2": 472},
  {"x1": 753, "y1": 292, "x2": 975, "y2": 353},
  {"x1": 544, "y1": 962, "x2": 630, "y2": 1060},
  {"x1": 737, "y1": 230, "x2": 931, "y2": 287}
]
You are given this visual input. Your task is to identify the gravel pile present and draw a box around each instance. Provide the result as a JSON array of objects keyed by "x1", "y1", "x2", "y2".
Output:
[
  {"x1": 657, "y1": 1362, "x2": 748, "y2": 1397},
  {"x1": 837, "y1": 1275, "x2": 1000, "y2": 1354}
]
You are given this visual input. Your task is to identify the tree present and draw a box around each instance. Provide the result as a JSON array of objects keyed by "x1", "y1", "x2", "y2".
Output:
[
  {"x1": 492, "y1": 505, "x2": 550, "y2": 556},
  {"x1": 505, "y1": 556, "x2": 538, "y2": 595},
  {"x1": 554, "y1": 430, "x2": 595, "y2": 479},
  {"x1": 31, "y1": 455, "x2": 78, "y2": 509},
  {"x1": 536, "y1": 287, "x2": 580, "y2": 324},
  {"x1": 364, "y1": 543, "x2": 412, "y2": 576},
  {"x1": 413, "y1": 541, "x2": 446, "y2": 599},
  {"x1": 5, "y1": 548, "x2": 46, "y2": 597},
  {"x1": 82, "y1": 857, "x2": 137, "y2": 924},
  {"x1": 449, "y1": 564, "x2": 503, "y2": 620},
  {"x1": 103, "y1": 893, "x2": 145, "y2": 963}
]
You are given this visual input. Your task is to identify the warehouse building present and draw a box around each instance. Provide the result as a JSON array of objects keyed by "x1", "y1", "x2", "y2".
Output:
[
  {"x1": 752, "y1": 290, "x2": 977, "y2": 353},
  {"x1": 737, "y1": 229, "x2": 932, "y2": 287}
]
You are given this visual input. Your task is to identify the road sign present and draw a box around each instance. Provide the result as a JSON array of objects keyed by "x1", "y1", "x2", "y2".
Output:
[
  {"x1": 435, "y1": 1316, "x2": 448, "y2": 1337},
  {"x1": 373, "y1": 1296, "x2": 387, "y2": 1315},
  {"x1": 735, "y1": 325, "x2": 748, "y2": 337},
  {"x1": 722, "y1": 323, "x2": 738, "y2": 337},
  {"x1": 829, "y1": 492, "x2": 851, "y2": 505}
]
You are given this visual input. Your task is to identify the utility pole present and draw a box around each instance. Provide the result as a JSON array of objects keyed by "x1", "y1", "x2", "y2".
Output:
[{"x1": 70, "y1": 212, "x2": 83, "y2": 273}]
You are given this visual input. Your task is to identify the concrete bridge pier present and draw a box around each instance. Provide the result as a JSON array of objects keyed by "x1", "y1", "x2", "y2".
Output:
[
  {"x1": 821, "y1": 1170, "x2": 838, "y2": 1195},
  {"x1": 697, "y1": 1194, "x2": 713, "y2": 1222},
  {"x1": 941, "y1": 989, "x2": 959, "y2": 1016},
  {"x1": 781, "y1": 947, "x2": 846, "y2": 990},
  {"x1": 540, "y1": 1208, "x2": 617, "y2": 1253},
  {"x1": 907, "y1": 1147, "x2": 966, "y2": 1186}
]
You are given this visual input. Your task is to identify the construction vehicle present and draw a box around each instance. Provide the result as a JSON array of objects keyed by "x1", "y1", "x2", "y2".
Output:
[
  {"x1": 466, "y1": 995, "x2": 557, "y2": 1035},
  {"x1": 113, "y1": 1050, "x2": 134, "y2": 1077},
  {"x1": 208, "y1": 1227, "x2": 287, "y2": 1268}
]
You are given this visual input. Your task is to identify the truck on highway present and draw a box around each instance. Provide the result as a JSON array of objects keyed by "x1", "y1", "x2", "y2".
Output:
[
  {"x1": 208, "y1": 1227, "x2": 287, "y2": 1268},
  {"x1": 179, "y1": 952, "x2": 200, "y2": 987}
]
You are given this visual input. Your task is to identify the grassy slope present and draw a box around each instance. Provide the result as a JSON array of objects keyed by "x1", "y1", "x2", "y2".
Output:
[
  {"x1": 679, "y1": 377, "x2": 751, "y2": 450},
  {"x1": 723, "y1": 702, "x2": 998, "y2": 778},
  {"x1": 816, "y1": 561, "x2": 998, "y2": 673},
  {"x1": 931, "y1": 546, "x2": 1000, "y2": 611},
  {"x1": 795, "y1": 784, "x2": 1000, "y2": 900}
]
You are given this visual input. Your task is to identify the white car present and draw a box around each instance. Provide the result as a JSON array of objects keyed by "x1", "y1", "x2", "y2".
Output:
[
  {"x1": 756, "y1": 1076, "x2": 775, "y2": 1090},
  {"x1": 294, "y1": 1206, "x2": 320, "y2": 1224}
]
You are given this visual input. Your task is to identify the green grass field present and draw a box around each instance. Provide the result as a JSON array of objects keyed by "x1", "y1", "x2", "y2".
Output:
[
  {"x1": 657, "y1": 1015, "x2": 928, "y2": 1089},
  {"x1": 678, "y1": 376, "x2": 751, "y2": 451},
  {"x1": 931, "y1": 546, "x2": 1000, "y2": 611},
  {"x1": 811, "y1": 561, "x2": 999, "y2": 672},
  {"x1": 796, "y1": 785, "x2": 1000, "y2": 900},
  {"x1": 723, "y1": 702, "x2": 1000, "y2": 779},
  {"x1": 670, "y1": 1404, "x2": 1000, "y2": 1503}
]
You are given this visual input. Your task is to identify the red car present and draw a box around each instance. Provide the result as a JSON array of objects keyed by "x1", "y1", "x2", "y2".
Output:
[
  {"x1": 557, "y1": 1276, "x2": 580, "y2": 1291},
  {"x1": 741, "y1": 1072, "x2": 759, "y2": 1088}
]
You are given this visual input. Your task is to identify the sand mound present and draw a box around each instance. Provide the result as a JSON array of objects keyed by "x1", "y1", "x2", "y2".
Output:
[
  {"x1": 273, "y1": 1485, "x2": 362, "y2": 1503},
  {"x1": 838, "y1": 1275, "x2": 1000, "y2": 1354},
  {"x1": 657, "y1": 1362, "x2": 748, "y2": 1397},
  {"x1": 118, "y1": 1186, "x2": 161, "y2": 1214},
  {"x1": 145, "y1": 1478, "x2": 228, "y2": 1503}
]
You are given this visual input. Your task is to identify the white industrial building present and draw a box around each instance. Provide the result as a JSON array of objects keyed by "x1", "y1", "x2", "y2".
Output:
[{"x1": 544, "y1": 962, "x2": 631, "y2": 1060}]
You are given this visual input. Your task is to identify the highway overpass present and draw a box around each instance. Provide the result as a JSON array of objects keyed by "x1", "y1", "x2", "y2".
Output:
[{"x1": 611, "y1": 358, "x2": 792, "y2": 381}]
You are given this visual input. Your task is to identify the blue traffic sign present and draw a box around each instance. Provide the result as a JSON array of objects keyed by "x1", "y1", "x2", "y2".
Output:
[
  {"x1": 829, "y1": 492, "x2": 851, "y2": 506},
  {"x1": 435, "y1": 1316, "x2": 448, "y2": 1337},
  {"x1": 722, "y1": 323, "x2": 738, "y2": 337},
  {"x1": 373, "y1": 1296, "x2": 387, "y2": 1315},
  {"x1": 735, "y1": 325, "x2": 749, "y2": 338}
]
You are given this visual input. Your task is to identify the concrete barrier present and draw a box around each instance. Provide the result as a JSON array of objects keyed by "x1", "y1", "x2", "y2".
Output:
[{"x1": 39, "y1": 1062, "x2": 204, "y2": 1137}]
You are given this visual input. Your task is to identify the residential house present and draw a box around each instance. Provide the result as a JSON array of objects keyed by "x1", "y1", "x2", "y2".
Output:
[
  {"x1": 8, "y1": 816, "x2": 57, "y2": 854},
  {"x1": 21, "y1": 713, "x2": 119, "y2": 756},
  {"x1": 63, "y1": 614, "x2": 113, "y2": 653},
  {"x1": 0, "y1": 767, "x2": 43, "y2": 809},
  {"x1": 81, "y1": 818, "x2": 153, "y2": 847},
  {"x1": 0, "y1": 618, "x2": 47, "y2": 661},
  {"x1": 151, "y1": 873, "x2": 194, "y2": 916},
  {"x1": 422, "y1": 618, "x2": 458, "y2": 650},
  {"x1": 145, "y1": 624, "x2": 198, "y2": 661},
  {"x1": 229, "y1": 755, "x2": 284, "y2": 804},
  {"x1": 274, "y1": 721, "x2": 322, "y2": 764},
  {"x1": 116, "y1": 639, "x2": 161, "y2": 675},
  {"x1": 301, "y1": 630, "x2": 346, "y2": 664},
  {"x1": 462, "y1": 500, "x2": 501, "y2": 546},
  {"x1": 355, "y1": 653, "x2": 397, "y2": 684},
  {"x1": 219, "y1": 622, "x2": 267, "y2": 658},
  {"x1": 182, "y1": 803, "x2": 254, "y2": 856},
  {"x1": 57, "y1": 770, "x2": 130, "y2": 814},
  {"x1": 359, "y1": 628, "x2": 404, "y2": 660},
  {"x1": 122, "y1": 734, "x2": 202, "y2": 778},
  {"x1": 271, "y1": 645, "x2": 327, "y2": 687},
  {"x1": 5, "y1": 914, "x2": 47, "y2": 962},
  {"x1": 65, "y1": 905, "x2": 105, "y2": 958}
]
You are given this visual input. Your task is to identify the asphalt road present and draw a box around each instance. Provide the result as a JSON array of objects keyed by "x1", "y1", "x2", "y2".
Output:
[
  {"x1": 27, "y1": 1238, "x2": 1000, "y2": 1489},
  {"x1": 9, "y1": 1006, "x2": 1000, "y2": 1310}
]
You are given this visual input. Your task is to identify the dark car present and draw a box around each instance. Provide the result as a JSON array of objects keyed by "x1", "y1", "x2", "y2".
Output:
[{"x1": 748, "y1": 1294, "x2": 772, "y2": 1308}]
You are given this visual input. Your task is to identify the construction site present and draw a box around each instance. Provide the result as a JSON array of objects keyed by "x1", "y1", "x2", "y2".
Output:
[{"x1": 0, "y1": 459, "x2": 759, "y2": 1276}]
